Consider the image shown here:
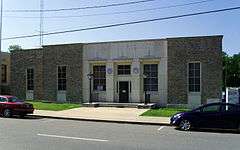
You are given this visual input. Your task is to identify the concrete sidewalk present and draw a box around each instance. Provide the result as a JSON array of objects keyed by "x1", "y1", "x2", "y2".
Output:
[{"x1": 31, "y1": 107, "x2": 170, "y2": 126}]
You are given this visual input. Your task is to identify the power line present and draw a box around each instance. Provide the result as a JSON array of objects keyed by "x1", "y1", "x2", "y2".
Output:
[
  {"x1": 4, "y1": 0, "x2": 156, "y2": 12},
  {"x1": 3, "y1": 6, "x2": 240, "y2": 40},
  {"x1": 3, "y1": 0, "x2": 216, "y2": 19}
]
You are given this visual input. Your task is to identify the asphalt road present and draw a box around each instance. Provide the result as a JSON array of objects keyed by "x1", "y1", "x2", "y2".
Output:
[{"x1": 0, "y1": 116, "x2": 240, "y2": 150}]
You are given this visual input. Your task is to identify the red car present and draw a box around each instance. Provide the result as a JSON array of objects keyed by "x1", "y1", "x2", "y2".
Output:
[{"x1": 0, "y1": 95, "x2": 34, "y2": 118}]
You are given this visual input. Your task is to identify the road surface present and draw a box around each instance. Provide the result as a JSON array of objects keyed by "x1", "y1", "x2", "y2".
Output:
[{"x1": 0, "y1": 116, "x2": 239, "y2": 150}]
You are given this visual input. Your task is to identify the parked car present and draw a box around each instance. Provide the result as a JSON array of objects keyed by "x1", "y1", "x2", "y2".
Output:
[
  {"x1": 0, "y1": 95, "x2": 34, "y2": 118},
  {"x1": 170, "y1": 102, "x2": 240, "y2": 131}
]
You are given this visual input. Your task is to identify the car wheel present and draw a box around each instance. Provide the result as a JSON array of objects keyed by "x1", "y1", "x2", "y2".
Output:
[
  {"x1": 179, "y1": 120, "x2": 191, "y2": 131},
  {"x1": 3, "y1": 109, "x2": 12, "y2": 118}
]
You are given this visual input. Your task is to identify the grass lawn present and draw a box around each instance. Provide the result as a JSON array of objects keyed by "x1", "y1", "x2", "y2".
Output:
[
  {"x1": 27, "y1": 101, "x2": 81, "y2": 111},
  {"x1": 141, "y1": 108, "x2": 189, "y2": 117}
]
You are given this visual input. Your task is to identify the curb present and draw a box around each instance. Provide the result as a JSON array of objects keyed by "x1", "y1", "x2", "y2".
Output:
[{"x1": 30, "y1": 115, "x2": 171, "y2": 126}]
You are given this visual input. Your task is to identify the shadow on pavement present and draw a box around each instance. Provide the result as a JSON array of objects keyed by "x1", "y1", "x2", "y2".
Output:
[
  {"x1": 175, "y1": 127, "x2": 240, "y2": 134},
  {"x1": 1, "y1": 115, "x2": 44, "y2": 120}
]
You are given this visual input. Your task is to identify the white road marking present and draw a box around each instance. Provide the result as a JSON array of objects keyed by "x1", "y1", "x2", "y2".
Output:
[
  {"x1": 37, "y1": 133, "x2": 109, "y2": 142},
  {"x1": 157, "y1": 126, "x2": 165, "y2": 131}
]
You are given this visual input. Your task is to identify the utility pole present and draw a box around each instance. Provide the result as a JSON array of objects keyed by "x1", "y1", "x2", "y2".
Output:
[
  {"x1": 0, "y1": 0, "x2": 3, "y2": 93},
  {"x1": 40, "y1": 0, "x2": 44, "y2": 47}
]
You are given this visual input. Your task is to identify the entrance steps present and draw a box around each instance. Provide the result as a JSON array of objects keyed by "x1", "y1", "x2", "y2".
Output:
[{"x1": 83, "y1": 102, "x2": 157, "y2": 109}]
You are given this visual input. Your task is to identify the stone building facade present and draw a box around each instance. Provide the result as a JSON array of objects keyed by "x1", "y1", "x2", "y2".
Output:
[
  {"x1": 11, "y1": 44, "x2": 83, "y2": 103},
  {"x1": 1, "y1": 52, "x2": 11, "y2": 94},
  {"x1": 10, "y1": 35, "x2": 223, "y2": 107}
]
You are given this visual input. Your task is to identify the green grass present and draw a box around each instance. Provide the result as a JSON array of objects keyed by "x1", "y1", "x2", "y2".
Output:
[
  {"x1": 27, "y1": 101, "x2": 81, "y2": 111},
  {"x1": 141, "y1": 108, "x2": 189, "y2": 117}
]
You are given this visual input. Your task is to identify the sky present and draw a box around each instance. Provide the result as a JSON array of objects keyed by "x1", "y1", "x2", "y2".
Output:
[{"x1": 1, "y1": 0, "x2": 240, "y2": 55}]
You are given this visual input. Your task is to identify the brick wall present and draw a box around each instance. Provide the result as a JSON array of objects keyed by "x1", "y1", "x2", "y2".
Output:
[
  {"x1": 43, "y1": 44, "x2": 83, "y2": 102},
  {"x1": 11, "y1": 44, "x2": 83, "y2": 102},
  {"x1": 167, "y1": 36, "x2": 223, "y2": 104},
  {"x1": 10, "y1": 49, "x2": 44, "y2": 99}
]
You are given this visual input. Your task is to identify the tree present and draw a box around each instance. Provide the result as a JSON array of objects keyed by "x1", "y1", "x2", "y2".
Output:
[
  {"x1": 8, "y1": 45, "x2": 22, "y2": 52},
  {"x1": 223, "y1": 52, "x2": 240, "y2": 88}
]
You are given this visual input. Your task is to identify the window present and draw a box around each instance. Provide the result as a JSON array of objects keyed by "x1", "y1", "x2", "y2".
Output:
[
  {"x1": 93, "y1": 66, "x2": 106, "y2": 91},
  {"x1": 0, "y1": 97, "x2": 7, "y2": 102},
  {"x1": 144, "y1": 64, "x2": 158, "y2": 91},
  {"x1": 58, "y1": 66, "x2": 67, "y2": 91},
  {"x1": 118, "y1": 65, "x2": 131, "y2": 75},
  {"x1": 188, "y1": 62, "x2": 200, "y2": 92},
  {"x1": 221, "y1": 104, "x2": 238, "y2": 112},
  {"x1": 202, "y1": 104, "x2": 220, "y2": 112},
  {"x1": 1, "y1": 64, "x2": 7, "y2": 83},
  {"x1": 8, "y1": 97, "x2": 23, "y2": 102},
  {"x1": 26, "y1": 68, "x2": 34, "y2": 90}
]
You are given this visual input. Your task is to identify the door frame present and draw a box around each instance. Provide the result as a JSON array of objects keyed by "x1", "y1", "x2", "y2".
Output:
[{"x1": 118, "y1": 81, "x2": 129, "y2": 103}]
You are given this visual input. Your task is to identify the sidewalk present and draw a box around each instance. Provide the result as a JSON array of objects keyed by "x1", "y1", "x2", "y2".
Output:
[{"x1": 31, "y1": 107, "x2": 170, "y2": 126}]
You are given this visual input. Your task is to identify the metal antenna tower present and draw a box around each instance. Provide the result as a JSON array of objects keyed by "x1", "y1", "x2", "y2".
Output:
[{"x1": 40, "y1": 0, "x2": 44, "y2": 47}]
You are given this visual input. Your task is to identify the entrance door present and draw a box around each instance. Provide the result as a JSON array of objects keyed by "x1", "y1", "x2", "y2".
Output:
[{"x1": 119, "y1": 81, "x2": 129, "y2": 103}]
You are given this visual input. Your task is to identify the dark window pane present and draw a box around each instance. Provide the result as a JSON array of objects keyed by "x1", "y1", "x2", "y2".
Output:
[
  {"x1": 189, "y1": 85, "x2": 195, "y2": 92},
  {"x1": 150, "y1": 72, "x2": 157, "y2": 77},
  {"x1": 151, "y1": 64, "x2": 158, "y2": 70},
  {"x1": 151, "y1": 85, "x2": 158, "y2": 91},
  {"x1": 195, "y1": 63, "x2": 200, "y2": 69},
  {"x1": 150, "y1": 78, "x2": 158, "y2": 84},
  {"x1": 189, "y1": 69, "x2": 194, "y2": 77},
  {"x1": 195, "y1": 78, "x2": 200, "y2": 84},
  {"x1": 144, "y1": 65, "x2": 150, "y2": 71},
  {"x1": 58, "y1": 66, "x2": 67, "y2": 91},
  {"x1": 189, "y1": 63, "x2": 194, "y2": 70},
  {"x1": 195, "y1": 85, "x2": 200, "y2": 92},
  {"x1": 195, "y1": 69, "x2": 200, "y2": 77},
  {"x1": 125, "y1": 69, "x2": 131, "y2": 74},
  {"x1": 117, "y1": 65, "x2": 131, "y2": 75},
  {"x1": 143, "y1": 64, "x2": 158, "y2": 91},
  {"x1": 189, "y1": 78, "x2": 194, "y2": 84},
  {"x1": 93, "y1": 66, "x2": 106, "y2": 91},
  {"x1": 27, "y1": 68, "x2": 34, "y2": 90},
  {"x1": 188, "y1": 63, "x2": 201, "y2": 92}
]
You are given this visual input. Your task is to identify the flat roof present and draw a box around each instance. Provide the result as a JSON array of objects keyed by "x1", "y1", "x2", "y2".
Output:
[
  {"x1": 42, "y1": 35, "x2": 223, "y2": 47},
  {"x1": 14, "y1": 35, "x2": 223, "y2": 51}
]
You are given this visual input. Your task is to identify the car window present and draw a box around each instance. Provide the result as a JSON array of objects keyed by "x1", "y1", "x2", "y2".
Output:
[
  {"x1": 192, "y1": 108, "x2": 201, "y2": 112},
  {"x1": 202, "y1": 104, "x2": 220, "y2": 112},
  {"x1": 0, "y1": 97, "x2": 7, "y2": 102},
  {"x1": 221, "y1": 104, "x2": 237, "y2": 112},
  {"x1": 8, "y1": 97, "x2": 23, "y2": 102}
]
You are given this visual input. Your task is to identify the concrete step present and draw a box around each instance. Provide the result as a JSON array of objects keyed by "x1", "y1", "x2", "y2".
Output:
[{"x1": 83, "y1": 102, "x2": 157, "y2": 108}]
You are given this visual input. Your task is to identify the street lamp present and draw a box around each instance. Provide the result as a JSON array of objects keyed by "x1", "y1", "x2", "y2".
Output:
[
  {"x1": 143, "y1": 73, "x2": 149, "y2": 104},
  {"x1": 87, "y1": 73, "x2": 94, "y2": 103}
]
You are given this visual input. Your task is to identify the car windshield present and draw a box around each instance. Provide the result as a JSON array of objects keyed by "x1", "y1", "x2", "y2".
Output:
[
  {"x1": 8, "y1": 97, "x2": 23, "y2": 102},
  {"x1": 191, "y1": 107, "x2": 201, "y2": 112}
]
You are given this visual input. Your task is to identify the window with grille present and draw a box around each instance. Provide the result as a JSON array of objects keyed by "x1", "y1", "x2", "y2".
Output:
[
  {"x1": 58, "y1": 66, "x2": 67, "y2": 91},
  {"x1": 117, "y1": 65, "x2": 131, "y2": 75},
  {"x1": 93, "y1": 66, "x2": 106, "y2": 91},
  {"x1": 144, "y1": 64, "x2": 158, "y2": 91},
  {"x1": 188, "y1": 62, "x2": 201, "y2": 92},
  {"x1": 1, "y1": 64, "x2": 7, "y2": 83},
  {"x1": 26, "y1": 68, "x2": 34, "y2": 90}
]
